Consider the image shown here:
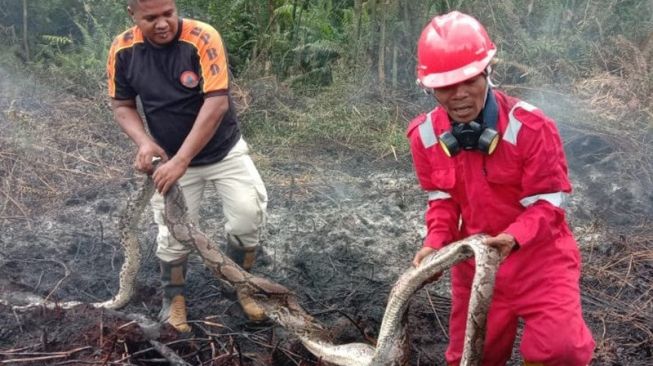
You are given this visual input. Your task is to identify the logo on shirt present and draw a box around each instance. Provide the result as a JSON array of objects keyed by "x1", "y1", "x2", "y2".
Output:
[{"x1": 180, "y1": 71, "x2": 200, "y2": 88}]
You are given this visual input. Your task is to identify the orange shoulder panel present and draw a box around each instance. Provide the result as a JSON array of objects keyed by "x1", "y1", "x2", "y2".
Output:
[
  {"x1": 179, "y1": 19, "x2": 229, "y2": 93},
  {"x1": 106, "y1": 27, "x2": 143, "y2": 98}
]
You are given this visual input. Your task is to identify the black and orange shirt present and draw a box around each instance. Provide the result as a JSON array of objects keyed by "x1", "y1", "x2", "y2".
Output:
[{"x1": 107, "y1": 18, "x2": 240, "y2": 166}]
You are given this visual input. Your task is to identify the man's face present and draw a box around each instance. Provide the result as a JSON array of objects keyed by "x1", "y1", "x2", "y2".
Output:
[
  {"x1": 129, "y1": 0, "x2": 178, "y2": 46},
  {"x1": 433, "y1": 74, "x2": 487, "y2": 123}
]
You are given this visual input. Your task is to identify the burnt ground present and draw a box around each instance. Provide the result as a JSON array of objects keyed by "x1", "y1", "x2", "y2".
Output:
[{"x1": 1, "y1": 85, "x2": 652, "y2": 365}]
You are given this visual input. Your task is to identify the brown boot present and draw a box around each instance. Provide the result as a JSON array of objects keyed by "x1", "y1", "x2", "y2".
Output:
[
  {"x1": 236, "y1": 288, "x2": 267, "y2": 322},
  {"x1": 226, "y1": 235, "x2": 267, "y2": 321},
  {"x1": 225, "y1": 234, "x2": 257, "y2": 271},
  {"x1": 159, "y1": 257, "x2": 191, "y2": 333}
]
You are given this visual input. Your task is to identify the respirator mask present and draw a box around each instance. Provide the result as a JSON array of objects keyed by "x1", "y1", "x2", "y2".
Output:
[
  {"x1": 438, "y1": 121, "x2": 499, "y2": 157},
  {"x1": 436, "y1": 85, "x2": 499, "y2": 157}
]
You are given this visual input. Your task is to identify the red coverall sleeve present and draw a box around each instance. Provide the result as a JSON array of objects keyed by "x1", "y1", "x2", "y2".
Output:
[
  {"x1": 408, "y1": 127, "x2": 460, "y2": 250},
  {"x1": 503, "y1": 112, "x2": 572, "y2": 248}
]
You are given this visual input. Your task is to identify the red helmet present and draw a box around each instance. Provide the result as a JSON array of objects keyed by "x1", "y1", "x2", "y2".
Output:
[{"x1": 416, "y1": 11, "x2": 496, "y2": 89}]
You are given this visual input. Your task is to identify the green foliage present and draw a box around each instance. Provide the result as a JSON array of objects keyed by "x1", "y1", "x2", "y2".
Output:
[
  {"x1": 0, "y1": 0, "x2": 650, "y2": 155},
  {"x1": 0, "y1": 0, "x2": 650, "y2": 90},
  {"x1": 176, "y1": 0, "x2": 347, "y2": 86},
  {"x1": 471, "y1": 0, "x2": 652, "y2": 82},
  {"x1": 40, "y1": 35, "x2": 73, "y2": 47},
  {"x1": 31, "y1": 15, "x2": 116, "y2": 97},
  {"x1": 240, "y1": 63, "x2": 423, "y2": 157},
  {"x1": 0, "y1": 0, "x2": 127, "y2": 96},
  {"x1": 176, "y1": 0, "x2": 255, "y2": 71}
]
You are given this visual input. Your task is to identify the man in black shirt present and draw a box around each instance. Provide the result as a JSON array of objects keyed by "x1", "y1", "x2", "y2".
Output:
[{"x1": 108, "y1": 0, "x2": 268, "y2": 331}]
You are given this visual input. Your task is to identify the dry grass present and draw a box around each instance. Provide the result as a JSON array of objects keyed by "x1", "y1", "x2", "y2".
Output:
[
  {"x1": 580, "y1": 224, "x2": 653, "y2": 364},
  {"x1": 574, "y1": 36, "x2": 652, "y2": 126},
  {"x1": 0, "y1": 70, "x2": 131, "y2": 227},
  {"x1": 1, "y1": 38, "x2": 652, "y2": 363},
  {"x1": 570, "y1": 38, "x2": 652, "y2": 361}
]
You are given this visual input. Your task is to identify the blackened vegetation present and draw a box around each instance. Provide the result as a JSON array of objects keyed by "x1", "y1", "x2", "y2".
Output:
[
  {"x1": 2, "y1": 135, "x2": 652, "y2": 365},
  {"x1": 1, "y1": 76, "x2": 651, "y2": 364}
]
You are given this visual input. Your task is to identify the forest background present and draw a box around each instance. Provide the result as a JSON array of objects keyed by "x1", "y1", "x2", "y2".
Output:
[
  {"x1": 0, "y1": 0, "x2": 651, "y2": 211},
  {"x1": 0, "y1": 1, "x2": 652, "y2": 364}
]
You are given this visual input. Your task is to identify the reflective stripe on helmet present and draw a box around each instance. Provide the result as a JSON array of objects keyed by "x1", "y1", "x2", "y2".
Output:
[
  {"x1": 418, "y1": 113, "x2": 437, "y2": 148},
  {"x1": 503, "y1": 101, "x2": 537, "y2": 145},
  {"x1": 428, "y1": 190, "x2": 452, "y2": 201},
  {"x1": 520, "y1": 192, "x2": 567, "y2": 208}
]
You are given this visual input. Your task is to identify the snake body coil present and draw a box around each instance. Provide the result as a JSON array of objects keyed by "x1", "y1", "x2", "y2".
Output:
[
  {"x1": 163, "y1": 180, "x2": 501, "y2": 365},
  {"x1": 93, "y1": 176, "x2": 156, "y2": 309},
  {"x1": 5, "y1": 175, "x2": 501, "y2": 365}
]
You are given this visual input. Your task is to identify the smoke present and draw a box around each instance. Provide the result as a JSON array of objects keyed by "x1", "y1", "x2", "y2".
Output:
[
  {"x1": 515, "y1": 86, "x2": 653, "y2": 227},
  {"x1": 0, "y1": 63, "x2": 55, "y2": 129}
]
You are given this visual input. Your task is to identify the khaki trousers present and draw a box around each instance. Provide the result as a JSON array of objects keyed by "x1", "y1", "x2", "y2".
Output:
[{"x1": 151, "y1": 138, "x2": 268, "y2": 262}]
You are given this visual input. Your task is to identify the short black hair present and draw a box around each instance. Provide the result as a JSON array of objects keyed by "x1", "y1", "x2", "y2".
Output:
[
  {"x1": 128, "y1": 0, "x2": 175, "y2": 9},
  {"x1": 127, "y1": 0, "x2": 161, "y2": 9},
  {"x1": 127, "y1": 0, "x2": 177, "y2": 17}
]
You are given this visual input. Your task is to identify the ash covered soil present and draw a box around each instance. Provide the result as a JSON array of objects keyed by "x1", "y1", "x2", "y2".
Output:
[{"x1": 1, "y1": 94, "x2": 652, "y2": 365}]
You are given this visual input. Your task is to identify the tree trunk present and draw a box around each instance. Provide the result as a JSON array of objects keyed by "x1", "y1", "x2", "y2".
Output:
[
  {"x1": 22, "y1": 0, "x2": 29, "y2": 61},
  {"x1": 368, "y1": 0, "x2": 378, "y2": 67},
  {"x1": 351, "y1": 0, "x2": 362, "y2": 62},
  {"x1": 400, "y1": 0, "x2": 414, "y2": 42},
  {"x1": 392, "y1": 42, "x2": 398, "y2": 89},
  {"x1": 377, "y1": 0, "x2": 388, "y2": 88},
  {"x1": 290, "y1": 0, "x2": 299, "y2": 43},
  {"x1": 354, "y1": 0, "x2": 362, "y2": 41}
]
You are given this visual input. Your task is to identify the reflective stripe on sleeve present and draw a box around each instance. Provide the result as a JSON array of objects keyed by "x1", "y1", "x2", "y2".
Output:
[
  {"x1": 418, "y1": 113, "x2": 437, "y2": 148},
  {"x1": 503, "y1": 101, "x2": 537, "y2": 145},
  {"x1": 520, "y1": 192, "x2": 567, "y2": 207},
  {"x1": 428, "y1": 190, "x2": 452, "y2": 201}
]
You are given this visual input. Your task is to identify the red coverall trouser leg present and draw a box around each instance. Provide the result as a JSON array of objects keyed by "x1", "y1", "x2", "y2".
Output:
[{"x1": 444, "y1": 236, "x2": 595, "y2": 365}]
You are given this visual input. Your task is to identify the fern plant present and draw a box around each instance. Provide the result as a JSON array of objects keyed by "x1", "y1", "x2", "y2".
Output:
[{"x1": 33, "y1": 13, "x2": 114, "y2": 97}]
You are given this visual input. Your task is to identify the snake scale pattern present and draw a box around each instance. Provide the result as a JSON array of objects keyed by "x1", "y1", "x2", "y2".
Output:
[
  {"x1": 6, "y1": 173, "x2": 501, "y2": 365},
  {"x1": 162, "y1": 176, "x2": 501, "y2": 365},
  {"x1": 93, "y1": 175, "x2": 156, "y2": 309},
  {"x1": 298, "y1": 234, "x2": 501, "y2": 366}
]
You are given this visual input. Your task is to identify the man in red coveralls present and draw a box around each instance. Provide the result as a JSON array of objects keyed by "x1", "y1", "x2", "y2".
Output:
[{"x1": 407, "y1": 11, "x2": 595, "y2": 366}]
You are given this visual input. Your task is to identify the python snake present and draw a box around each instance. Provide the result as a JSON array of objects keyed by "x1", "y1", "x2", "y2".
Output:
[
  {"x1": 297, "y1": 234, "x2": 501, "y2": 366},
  {"x1": 2, "y1": 175, "x2": 155, "y2": 311},
  {"x1": 161, "y1": 175, "x2": 501, "y2": 365},
  {"x1": 4, "y1": 172, "x2": 501, "y2": 365}
]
